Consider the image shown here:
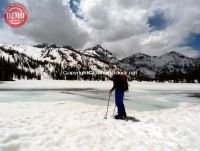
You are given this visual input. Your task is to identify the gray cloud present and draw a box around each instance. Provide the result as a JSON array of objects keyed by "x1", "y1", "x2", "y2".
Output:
[
  {"x1": 82, "y1": 0, "x2": 200, "y2": 57},
  {"x1": 11, "y1": 0, "x2": 89, "y2": 47},
  {"x1": 1, "y1": 0, "x2": 200, "y2": 58}
]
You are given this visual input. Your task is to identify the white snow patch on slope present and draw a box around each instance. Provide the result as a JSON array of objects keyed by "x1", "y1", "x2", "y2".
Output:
[{"x1": 0, "y1": 44, "x2": 42, "y2": 59}]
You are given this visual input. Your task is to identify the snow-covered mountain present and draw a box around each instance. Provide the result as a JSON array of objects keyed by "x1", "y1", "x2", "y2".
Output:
[
  {"x1": 82, "y1": 45, "x2": 118, "y2": 63},
  {"x1": 0, "y1": 44, "x2": 119, "y2": 80},
  {"x1": 0, "y1": 43, "x2": 199, "y2": 80},
  {"x1": 120, "y1": 51, "x2": 200, "y2": 78}
]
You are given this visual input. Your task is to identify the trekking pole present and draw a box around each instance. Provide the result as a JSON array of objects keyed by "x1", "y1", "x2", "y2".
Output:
[
  {"x1": 112, "y1": 105, "x2": 116, "y2": 117},
  {"x1": 104, "y1": 93, "x2": 111, "y2": 119}
]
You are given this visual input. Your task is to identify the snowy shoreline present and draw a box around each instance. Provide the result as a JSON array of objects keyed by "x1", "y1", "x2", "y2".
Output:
[
  {"x1": 0, "y1": 81, "x2": 200, "y2": 151},
  {"x1": 0, "y1": 101, "x2": 200, "y2": 151}
]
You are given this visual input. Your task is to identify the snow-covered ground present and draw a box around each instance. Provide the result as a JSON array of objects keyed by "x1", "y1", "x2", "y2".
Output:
[{"x1": 0, "y1": 81, "x2": 200, "y2": 151}]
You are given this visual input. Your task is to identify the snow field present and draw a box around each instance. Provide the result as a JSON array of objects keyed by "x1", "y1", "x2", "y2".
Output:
[{"x1": 0, "y1": 101, "x2": 199, "y2": 151}]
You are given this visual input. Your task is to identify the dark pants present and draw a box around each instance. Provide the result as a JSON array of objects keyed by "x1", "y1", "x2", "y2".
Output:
[{"x1": 115, "y1": 90, "x2": 126, "y2": 116}]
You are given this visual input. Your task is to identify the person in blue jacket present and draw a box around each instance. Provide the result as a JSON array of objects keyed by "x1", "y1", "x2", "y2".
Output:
[{"x1": 110, "y1": 73, "x2": 128, "y2": 119}]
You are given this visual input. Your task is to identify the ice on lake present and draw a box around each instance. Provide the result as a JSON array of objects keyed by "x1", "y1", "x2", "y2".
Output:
[{"x1": 0, "y1": 80, "x2": 200, "y2": 111}]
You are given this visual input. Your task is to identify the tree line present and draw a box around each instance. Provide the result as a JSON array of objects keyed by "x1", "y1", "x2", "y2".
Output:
[
  {"x1": 0, "y1": 56, "x2": 41, "y2": 81},
  {"x1": 135, "y1": 65, "x2": 200, "y2": 83}
]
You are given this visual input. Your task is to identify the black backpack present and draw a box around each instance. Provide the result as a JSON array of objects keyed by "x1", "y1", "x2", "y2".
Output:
[
  {"x1": 114, "y1": 74, "x2": 129, "y2": 91},
  {"x1": 120, "y1": 75, "x2": 129, "y2": 91}
]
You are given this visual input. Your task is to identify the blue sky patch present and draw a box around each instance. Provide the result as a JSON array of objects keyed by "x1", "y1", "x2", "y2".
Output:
[
  {"x1": 148, "y1": 11, "x2": 167, "y2": 31},
  {"x1": 0, "y1": 0, "x2": 9, "y2": 25},
  {"x1": 183, "y1": 33, "x2": 200, "y2": 50},
  {"x1": 69, "y1": 0, "x2": 83, "y2": 19}
]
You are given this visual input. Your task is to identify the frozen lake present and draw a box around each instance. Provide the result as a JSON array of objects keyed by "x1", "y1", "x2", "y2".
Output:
[{"x1": 0, "y1": 80, "x2": 200, "y2": 111}]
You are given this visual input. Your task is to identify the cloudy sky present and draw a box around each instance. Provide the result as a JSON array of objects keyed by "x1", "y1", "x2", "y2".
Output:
[{"x1": 0, "y1": 0, "x2": 200, "y2": 58}]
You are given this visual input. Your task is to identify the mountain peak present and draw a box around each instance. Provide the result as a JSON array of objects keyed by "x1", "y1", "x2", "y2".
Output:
[
  {"x1": 86, "y1": 44, "x2": 104, "y2": 51},
  {"x1": 96, "y1": 44, "x2": 103, "y2": 48},
  {"x1": 33, "y1": 43, "x2": 48, "y2": 48},
  {"x1": 81, "y1": 45, "x2": 118, "y2": 62},
  {"x1": 161, "y1": 51, "x2": 189, "y2": 59},
  {"x1": 130, "y1": 53, "x2": 151, "y2": 58},
  {"x1": 34, "y1": 43, "x2": 58, "y2": 49},
  {"x1": 48, "y1": 43, "x2": 57, "y2": 48}
]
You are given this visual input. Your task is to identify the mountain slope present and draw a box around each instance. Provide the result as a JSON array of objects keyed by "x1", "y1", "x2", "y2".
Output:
[
  {"x1": 120, "y1": 51, "x2": 200, "y2": 78},
  {"x1": 0, "y1": 44, "x2": 119, "y2": 80},
  {"x1": 0, "y1": 43, "x2": 199, "y2": 81}
]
